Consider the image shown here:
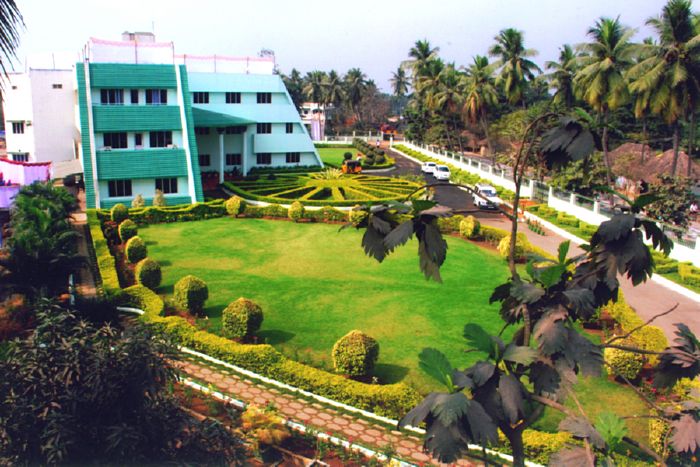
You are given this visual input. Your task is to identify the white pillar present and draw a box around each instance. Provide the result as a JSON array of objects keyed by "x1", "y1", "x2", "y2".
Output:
[
  {"x1": 218, "y1": 130, "x2": 225, "y2": 184},
  {"x1": 570, "y1": 193, "x2": 576, "y2": 205},
  {"x1": 242, "y1": 130, "x2": 249, "y2": 176},
  {"x1": 529, "y1": 179, "x2": 535, "y2": 194},
  {"x1": 389, "y1": 136, "x2": 393, "y2": 148},
  {"x1": 593, "y1": 200, "x2": 600, "y2": 214}
]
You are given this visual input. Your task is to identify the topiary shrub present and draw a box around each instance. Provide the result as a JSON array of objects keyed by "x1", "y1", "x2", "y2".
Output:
[
  {"x1": 604, "y1": 337, "x2": 644, "y2": 381},
  {"x1": 174, "y1": 275, "x2": 208, "y2": 316},
  {"x1": 497, "y1": 233, "x2": 528, "y2": 262},
  {"x1": 125, "y1": 236, "x2": 147, "y2": 264},
  {"x1": 153, "y1": 189, "x2": 166, "y2": 207},
  {"x1": 118, "y1": 219, "x2": 138, "y2": 243},
  {"x1": 135, "y1": 258, "x2": 162, "y2": 290},
  {"x1": 459, "y1": 215, "x2": 480, "y2": 239},
  {"x1": 225, "y1": 195, "x2": 246, "y2": 217},
  {"x1": 332, "y1": 330, "x2": 379, "y2": 377},
  {"x1": 110, "y1": 203, "x2": 128, "y2": 223},
  {"x1": 288, "y1": 201, "x2": 304, "y2": 222},
  {"x1": 348, "y1": 207, "x2": 368, "y2": 226},
  {"x1": 131, "y1": 194, "x2": 145, "y2": 209},
  {"x1": 222, "y1": 298, "x2": 264, "y2": 340},
  {"x1": 343, "y1": 152, "x2": 353, "y2": 160}
]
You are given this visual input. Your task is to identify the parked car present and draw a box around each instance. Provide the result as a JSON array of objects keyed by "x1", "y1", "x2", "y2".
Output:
[
  {"x1": 434, "y1": 165, "x2": 451, "y2": 181},
  {"x1": 473, "y1": 183, "x2": 502, "y2": 209},
  {"x1": 421, "y1": 162, "x2": 437, "y2": 174}
]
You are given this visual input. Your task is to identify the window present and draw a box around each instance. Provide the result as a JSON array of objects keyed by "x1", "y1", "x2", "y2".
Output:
[
  {"x1": 131, "y1": 89, "x2": 139, "y2": 104},
  {"x1": 155, "y1": 177, "x2": 178, "y2": 194},
  {"x1": 256, "y1": 153, "x2": 272, "y2": 165},
  {"x1": 285, "y1": 123, "x2": 294, "y2": 134},
  {"x1": 11, "y1": 122, "x2": 24, "y2": 134},
  {"x1": 146, "y1": 89, "x2": 167, "y2": 105},
  {"x1": 11, "y1": 153, "x2": 29, "y2": 162},
  {"x1": 193, "y1": 92, "x2": 209, "y2": 104},
  {"x1": 256, "y1": 122, "x2": 271, "y2": 134},
  {"x1": 100, "y1": 89, "x2": 124, "y2": 105},
  {"x1": 108, "y1": 180, "x2": 132, "y2": 197},
  {"x1": 256, "y1": 92, "x2": 271, "y2": 104},
  {"x1": 150, "y1": 131, "x2": 173, "y2": 148},
  {"x1": 134, "y1": 133, "x2": 143, "y2": 147},
  {"x1": 199, "y1": 154, "x2": 211, "y2": 166},
  {"x1": 52, "y1": 84, "x2": 63, "y2": 89},
  {"x1": 225, "y1": 126, "x2": 244, "y2": 134},
  {"x1": 103, "y1": 132, "x2": 127, "y2": 149},
  {"x1": 194, "y1": 127, "x2": 210, "y2": 135},
  {"x1": 225, "y1": 92, "x2": 241, "y2": 104},
  {"x1": 286, "y1": 152, "x2": 300, "y2": 163},
  {"x1": 225, "y1": 153, "x2": 242, "y2": 165}
]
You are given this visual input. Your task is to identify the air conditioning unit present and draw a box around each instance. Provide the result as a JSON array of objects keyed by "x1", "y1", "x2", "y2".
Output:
[
  {"x1": 167, "y1": 144, "x2": 178, "y2": 149},
  {"x1": 26, "y1": 120, "x2": 32, "y2": 126},
  {"x1": 102, "y1": 146, "x2": 112, "y2": 151}
]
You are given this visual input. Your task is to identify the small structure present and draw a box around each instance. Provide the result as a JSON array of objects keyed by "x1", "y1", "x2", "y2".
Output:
[{"x1": 0, "y1": 158, "x2": 51, "y2": 209}]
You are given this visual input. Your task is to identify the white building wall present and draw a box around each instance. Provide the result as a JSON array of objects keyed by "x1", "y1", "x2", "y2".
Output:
[{"x1": 2, "y1": 74, "x2": 36, "y2": 159}]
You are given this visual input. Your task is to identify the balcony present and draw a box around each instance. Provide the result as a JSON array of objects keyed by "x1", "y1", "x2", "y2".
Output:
[
  {"x1": 96, "y1": 148, "x2": 188, "y2": 180},
  {"x1": 92, "y1": 105, "x2": 182, "y2": 132}
]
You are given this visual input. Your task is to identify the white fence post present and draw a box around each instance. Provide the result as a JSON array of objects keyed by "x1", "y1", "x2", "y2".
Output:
[
  {"x1": 570, "y1": 193, "x2": 576, "y2": 205},
  {"x1": 593, "y1": 200, "x2": 600, "y2": 214}
]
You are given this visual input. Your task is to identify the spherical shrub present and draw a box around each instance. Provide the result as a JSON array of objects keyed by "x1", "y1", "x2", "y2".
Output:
[
  {"x1": 135, "y1": 257, "x2": 162, "y2": 290},
  {"x1": 497, "y1": 233, "x2": 528, "y2": 261},
  {"x1": 363, "y1": 157, "x2": 375, "y2": 166},
  {"x1": 332, "y1": 330, "x2": 379, "y2": 377},
  {"x1": 118, "y1": 219, "x2": 138, "y2": 243},
  {"x1": 222, "y1": 298, "x2": 264, "y2": 340},
  {"x1": 225, "y1": 196, "x2": 246, "y2": 217},
  {"x1": 174, "y1": 275, "x2": 209, "y2": 316},
  {"x1": 375, "y1": 154, "x2": 386, "y2": 164},
  {"x1": 343, "y1": 152, "x2": 353, "y2": 160},
  {"x1": 131, "y1": 194, "x2": 145, "y2": 209},
  {"x1": 604, "y1": 338, "x2": 644, "y2": 381},
  {"x1": 459, "y1": 215, "x2": 480, "y2": 239},
  {"x1": 125, "y1": 236, "x2": 147, "y2": 263},
  {"x1": 110, "y1": 203, "x2": 128, "y2": 223},
  {"x1": 288, "y1": 201, "x2": 304, "y2": 222}
]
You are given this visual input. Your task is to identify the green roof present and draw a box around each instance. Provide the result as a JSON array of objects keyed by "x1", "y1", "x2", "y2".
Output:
[{"x1": 191, "y1": 107, "x2": 255, "y2": 127}]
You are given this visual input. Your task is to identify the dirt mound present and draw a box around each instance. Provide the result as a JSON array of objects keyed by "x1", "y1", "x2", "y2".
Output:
[{"x1": 610, "y1": 143, "x2": 700, "y2": 181}]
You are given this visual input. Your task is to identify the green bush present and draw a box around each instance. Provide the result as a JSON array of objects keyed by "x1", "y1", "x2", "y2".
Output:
[
  {"x1": 556, "y1": 212, "x2": 579, "y2": 227},
  {"x1": 110, "y1": 203, "x2": 128, "y2": 223},
  {"x1": 604, "y1": 337, "x2": 644, "y2": 380},
  {"x1": 479, "y1": 224, "x2": 509, "y2": 244},
  {"x1": 135, "y1": 257, "x2": 162, "y2": 290},
  {"x1": 306, "y1": 206, "x2": 346, "y2": 223},
  {"x1": 222, "y1": 298, "x2": 264, "y2": 340},
  {"x1": 497, "y1": 233, "x2": 528, "y2": 261},
  {"x1": 648, "y1": 413, "x2": 671, "y2": 457},
  {"x1": 579, "y1": 223, "x2": 599, "y2": 238},
  {"x1": 263, "y1": 203, "x2": 288, "y2": 218},
  {"x1": 225, "y1": 196, "x2": 246, "y2": 217},
  {"x1": 437, "y1": 215, "x2": 464, "y2": 233},
  {"x1": 87, "y1": 210, "x2": 120, "y2": 294},
  {"x1": 174, "y1": 275, "x2": 209, "y2": 316},
  {"x1": 153, "y1": 189, "x2": 166, "y2": 207},
  {"x1": 343, "y1": 152, "x2": 353, "y2": 160},
  {"x1": 459, "y1": 215, "x2": 480, "y2": 239},
  {"x1": 679, "y1": 263, "x2": 700, "y2": 287},
  {"x1": 497, "y1": 430, "x2": 573, "y2": 465},
  {"x1": 131, "y1": 194, "x2": 145, "y2": 209},
  {"x1": 348, "y1": 207, "x2": 368, "y2": 225},
  {"x1": 103, "y1": 200, "x2": 227, "y2": 225},
  {"x1": 118, "y1": 219, "x2": 138, "y2": 243},
  {"x1": 332, "y1": 330, "x2": 379, "y2": 377},
  {"x1": 125, "y1": 236, "x2": 147, "y2": 263},
  {"x1": 243, "y1": 204, "x2": 265, "y2": 218},
  {"x1": 288, "y1": 201, "x2": 304, "y2": 222}
]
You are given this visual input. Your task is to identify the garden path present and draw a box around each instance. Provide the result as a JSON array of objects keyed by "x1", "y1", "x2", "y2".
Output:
[{"x1": 175, "y1": 358, "x2": 479, "y2": 467}]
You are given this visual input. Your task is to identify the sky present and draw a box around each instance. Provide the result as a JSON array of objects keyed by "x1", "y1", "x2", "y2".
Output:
[{"x1": 14, "y1": 0, "x2": 668, "y2": 92}]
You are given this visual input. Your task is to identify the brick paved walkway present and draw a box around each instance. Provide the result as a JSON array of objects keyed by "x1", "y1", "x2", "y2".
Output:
[{"x1": 175, "y1": 359, "x2": 478, "y2": 466}]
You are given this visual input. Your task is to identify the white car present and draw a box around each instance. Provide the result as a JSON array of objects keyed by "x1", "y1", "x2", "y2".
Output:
[
  {"x1": 434, "y1": 165, "x2": 451, "y2": 181},
  {"x1": 421, "y1": 161, "x2": 437, "y2": 174},
  {"x1": 473, "y1": 183, "x2": 503, "y2": 209}
]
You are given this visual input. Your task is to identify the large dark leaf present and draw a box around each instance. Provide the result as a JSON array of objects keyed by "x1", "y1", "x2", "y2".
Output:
[
  {"x1": 560, "y1": 416, "x2": 606, "y2": 449},
  {"x1": 563, "y1": 288, "x2": 597, "y2": 319},
  {"x1": 593, "y1": 214, "x2": 635, "y2": 244},
  {"x1": 498, "y1": 374, "x2": 525, "y2": 425},
  {"x1": 411, "y1": 199, "x2": 437, "y2": 213},
  {"x1": 671, "y1": 414, "x2": 700, "y2": 454},
  {"x1": 399, "y1": 392, "x2": 439, "y2": 428},
  {"x1": 530, "y1": 361, "x2": 562, "y2": 397},
  {"x1": 419, "y1": 348, "x2": 455, "y2": 391},
  {"x1": 383, "y1": 220, "x2": 415, "y2": 253},
  {"x1": 640, "y1": 219, "x2": 673, "y2": 257},
  {"x1": 451, "y1": 370, "x2": 474, "y2": 390},
  {"x1": 654, "y1": 324, "x2": 700, "y2": 388},
  {"x1": 533, "y1": 308, "x2": 569, "y2": 355},
  {"x1": 432, "y1": 392, "x2": 470, "y2": 426},
  {"x1": 502, "y1": 344, "x2": 538, "y2": 366},
  {"x1": 540, "y1": 117, "x2": 596, "y2": 170},
  {"x1": 424, "y1": 419, "x2": 470, "y2": 463},
  {"x1": 549, "y1": 446, "x2": 592, "y2": 467},
  {"x1": 361, "y1": 223, "x2": 387, "y2": 262},
  {"x1": 467, "y1": 361, "x2": 496, "y2": 387},
  {"x1": 563, "y1": 328, "x2": 603, "y2": 377},
  {"x1": 463, "y1": 323, "x2": 498, "y2": 357},
  {"x1": 510, "y1": 278, "x2": 545, "y2": 304},
  {"x1": 463, "y1": 398, "x2": 499, "y2": 446}
]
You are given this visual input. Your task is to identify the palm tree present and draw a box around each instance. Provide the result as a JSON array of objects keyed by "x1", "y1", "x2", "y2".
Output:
[
  {"x1": 545, "y1": 44, "x2": 579, "y2": 108},
  {"x1": 431, "y1": 63, "x2": 465, "y2": 151},
  {"x1": 629, "y1": 0, "x2": 700, "y2": 176},
  {"x1": 390, "y1": 66, "x2": 410, "y2": 98},
  {"x1": 0, "y1": 0, "x2": 22, "y2": 77},
  {"x1": 488, "y1": 28, "x2": 541, "y2": 106},
  {"x1": 463, "y1": 55, "x2": 499, "y2": 157},
  {"x1": 322, "y1": 70, "x2": 345, "y2": 108},
  {"x1": 302, "y1": 71, "x2": 326, "y2": 108},
  {"x1": 574, "y1": 17, "x2": 636, "y2": 187},
  {"x1": 406, "y1": 39, "x2": 439, "y2": 79},
  {"x1": 282, "y1": 68, "x2": 304, "y2": 110},
  {"x1": 344, "y1": 68, "x2": 367, "y2": 123}
]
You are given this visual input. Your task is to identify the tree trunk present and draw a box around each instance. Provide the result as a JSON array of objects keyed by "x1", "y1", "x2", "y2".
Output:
[
  {"x1": 671, "y1": 122, "x2": 680, "y2": 176},
  {"x1": 501, "y1": 426, "x2": 526, "y2": 467},
  {"x1": 687, "y1": 112, "x2": 696, "y2": 177},
  {"x1": 452, "y1": 115, "x2": 464, "y2": 154},
  {"x1": 601, "y1": 110, "x2": 614, "y2": 202},
  {"x1": 641, "y1": 117, "x2": 647, "y2": 164},
  {"x1": 443, "y1": 117, "x2": 453, "y2": 151},
  {"x1": 481, "y1": 111, "x2": 493, "y2": 162}
]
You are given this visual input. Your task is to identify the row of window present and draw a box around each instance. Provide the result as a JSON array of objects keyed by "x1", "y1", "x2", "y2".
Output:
[
  {"x1": 194, "y1": 126, "x2": 246, "y2": 135},
  {"x1": 108, "y1": 178, "x2": 178, "y2": 198},
  {"x1": 198, "y1": 152, "x2": 301, "y2": 166},
  {"x1": 100, "y1": 89, "x2": 169, "y2": 105},
  {"x1": 192, "y1": 91, "x2": 272, "y2": 104},
  {"x1": 256, "y1": 122, "x2": 295, "y2": 134},
  {"x1": 102, "y1": 131, "x2": 173, "y2": 149}
]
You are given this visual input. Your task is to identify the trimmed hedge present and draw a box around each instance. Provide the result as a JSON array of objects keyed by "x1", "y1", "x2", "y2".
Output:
[
  {"x1": 348, "y1": 207, "x2": 367, "y2": 225},
  {"x1": 97, "y1": 199, "x2": 228, "y2": 225},
  {"x1": 118, "y1": 219, "x2": 138, "y2": 243},
  {"x1": 678, "y1": 263, "x2": 700, "y2": 287},
  {"x1": 125, "y1": 236, "x2": 147, "y2": 263},
  {"x1": 135, "y1": 257, "x2": 162, "y2": 290},
  {"x1": 110, "y1": 203, "x2": 128, "y2": 223},
  {"x1": 222, "y1": 298, "x2": 264, "y2": 340},
  {"x1": 174, "y1": 275, "x2": 209, "y2": 316},
  {"x1": 437, "y1": 214, "x2": 464, "y2": 233},
  {"x1": 288, "y1": 201, "x2": 304, "y2": 222},
  {"x1": 604, "y1": 337, "x2": 644, "y2": 380},
  {"x1": 332, "y1": 330, "x2": 380, "y2": 377},
  {"x1": 87, "y1": 210, "x2": 120, "y2": 294},
  {"x1": 497, "y1": 430, "x2": 573, "y2": 465}
]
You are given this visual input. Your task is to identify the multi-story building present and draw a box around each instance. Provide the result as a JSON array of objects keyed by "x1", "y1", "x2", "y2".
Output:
[{"x1": 76, "y1": 34, "x2": 321, "y2": 209}]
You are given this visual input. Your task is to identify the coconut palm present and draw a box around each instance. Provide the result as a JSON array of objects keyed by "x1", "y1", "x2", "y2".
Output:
[
  {"x1": 430, "y1": 63, "x2": 465, "y2": 151},
  {"x1": 282, "y1": 68, "x2": 304, "y2": 110},
  {"x1": 574, "y1": 17, "x2": 636, "y2": 187},
  {"x1": 302, "y1": 71, "x2": 326, "y2": 108},
  {"x1": 463, "y1": 55, "x2": 499, "y2": 157},
  {"x1": 0, "y1": 0, "x2": 22, "y2": 77},
  {"x1": 406, "y1": 39, "x2": 439, "y2": 79},
  {"x1": 629, "y1": 0, "x2": 700, "y2": 176},
  {"x1": 322, "y1": 70, "x2": 345, "y2": 108},
  {"x1": 488, "y1": 28, "x2": 541, "y2": 106},
  {"x1": 390, "y1": 66, "x2": 410, "y2": 98},
  {"x1": 545, "y1": 44, "x2": 579, "y2": 108},
  {"x1": 344, "y1": 67, "x2": 367, "y2": 122}
]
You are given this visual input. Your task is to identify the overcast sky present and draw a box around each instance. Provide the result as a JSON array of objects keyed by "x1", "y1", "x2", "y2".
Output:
[{"x1": 15, "y1": 0, "x2": 668, "y2": 91}]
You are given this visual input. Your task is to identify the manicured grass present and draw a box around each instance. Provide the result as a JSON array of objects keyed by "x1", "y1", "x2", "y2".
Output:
[{"x1": 318, "y1": 147, "x2": 355, "y2": 167}]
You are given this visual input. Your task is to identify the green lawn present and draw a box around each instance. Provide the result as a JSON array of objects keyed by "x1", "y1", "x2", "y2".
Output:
[
  {"x1": 139, "y1": 217, "x2": 649, "y2": 441},
  {"x1": 317, "y1": 147, "x2": 355, "y2": 167}
]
